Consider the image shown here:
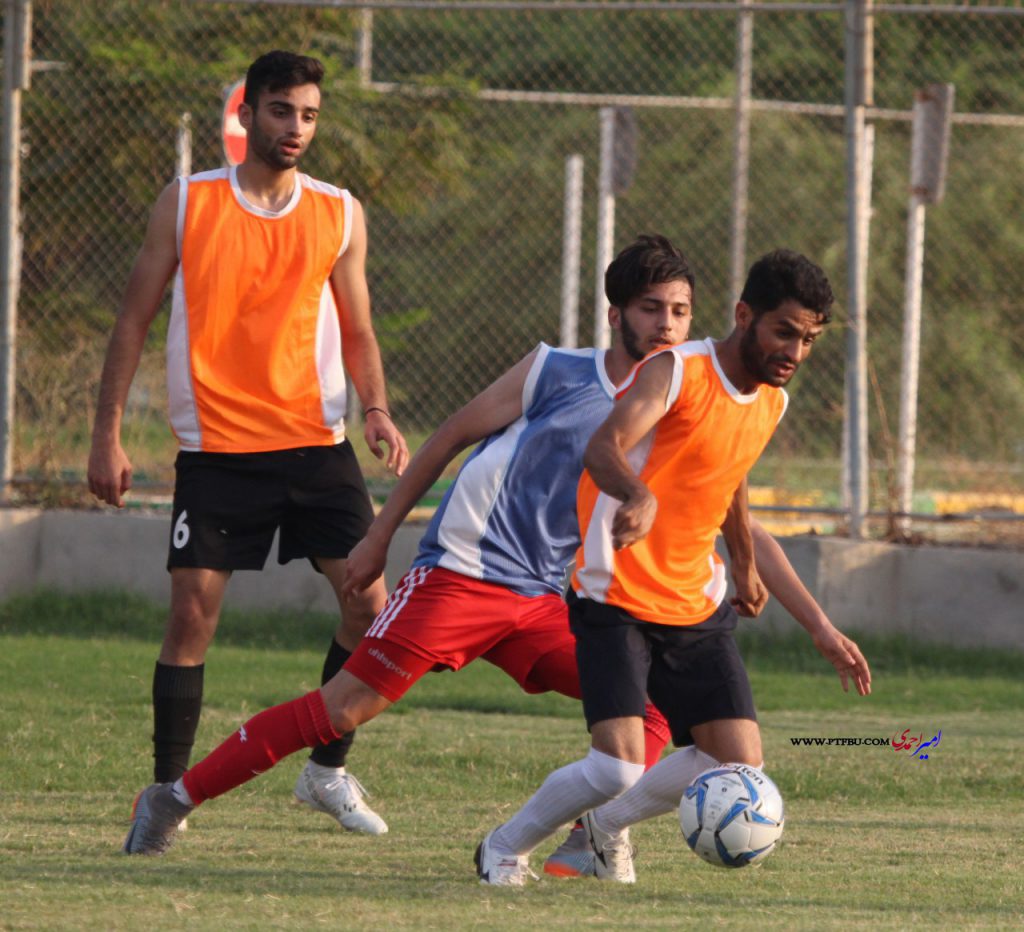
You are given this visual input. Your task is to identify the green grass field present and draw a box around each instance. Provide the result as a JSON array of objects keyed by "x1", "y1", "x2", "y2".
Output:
[{"x1": 2, "y1": 591, "x2": 1022, "y2": 930}]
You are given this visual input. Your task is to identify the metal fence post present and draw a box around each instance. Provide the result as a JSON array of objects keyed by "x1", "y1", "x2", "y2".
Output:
[
  {"x1": 728, "y1": 0, "x2": 754, "y2": 324},
  {"x1": 843, "y1": 0, "x2": 873, "y2": 538},
  {"x1": 0, "y1": 0, "x2": 32, "y2": 500},
  {"x1": 560, "y1": 154, "x2": 583, "y2": 349},
  {"x1": 176, "y1": 112, "x2": 193, "y2": 178},
  {"x1": 357, "y1": 8, "x2": 373, "y2": 87},
  {"x1": 593, "y1": 107, "x2": 616, "y2": 350},
  {"x1": 897, "y1": 84, "x2": 954, "y2": 534}
]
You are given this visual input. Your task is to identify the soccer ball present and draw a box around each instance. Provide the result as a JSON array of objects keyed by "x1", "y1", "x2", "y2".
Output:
[{"x1": 679, "y1": 763, "x2": 784, "y2": 868}]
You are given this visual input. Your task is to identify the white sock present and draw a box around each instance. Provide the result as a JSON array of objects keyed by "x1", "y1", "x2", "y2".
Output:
[
  {"x1": 492, "y1": 748, "x2": 644, "y2": 855},
  {"x1": 171, "y1": 778, "x2": 194, "y2": 807},
  {"x1": 593, "y1": 746, "x2": 718, "y2": 835}
]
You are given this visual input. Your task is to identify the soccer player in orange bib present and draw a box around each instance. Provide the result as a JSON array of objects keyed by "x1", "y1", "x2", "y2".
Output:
[
  {"x1": 476, "y1": 249, "x2": 871, "y2": 884},
  {"x1": 87, "y1": 51, "x2": 408, "y2": 837}
]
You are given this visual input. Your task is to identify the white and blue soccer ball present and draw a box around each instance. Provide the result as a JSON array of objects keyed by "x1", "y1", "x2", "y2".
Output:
[{"x1": 679, "y1": 763, "x2": 785, "y2": 868}]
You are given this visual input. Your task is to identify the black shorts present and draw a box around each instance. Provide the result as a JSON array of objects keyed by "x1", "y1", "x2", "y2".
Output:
[
  {"x1": 166, "y1": 442, "x2": 375, "y2": 572},
  {"x1": 568, "y1": 593, "x2": 757, "y2": 747}
]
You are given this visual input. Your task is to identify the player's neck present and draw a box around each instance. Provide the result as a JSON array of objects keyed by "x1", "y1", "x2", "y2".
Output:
[
  {"x1": 604, "y1": 344, "x2": 637, "y2": 387},
  {"x1": 712, "y1": 335, "x2": 758, "y2": 394},
  {"x1": 235, "y1": 161, "x2": 299, "y2": 212}
]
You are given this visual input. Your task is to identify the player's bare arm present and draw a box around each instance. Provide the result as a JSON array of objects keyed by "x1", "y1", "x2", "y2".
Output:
[
  {"x1": 330, "y1": 196, "x2": 409, "y2": 476},
  {"x1": 583, "y1": 352, "x2": 676, "y2": 550},
  {"x1": 750, "y1": 519, "x2": 872, "y2": 696},
  {"x1": 721, "y1": 478, "x2": 769, "y2": 617},
  {"x1": 342, "y1": 349, "x2": 540, "y2": 596},
  {"x1": 87, "y1": 181, "x2": 181, "y2": 507}
]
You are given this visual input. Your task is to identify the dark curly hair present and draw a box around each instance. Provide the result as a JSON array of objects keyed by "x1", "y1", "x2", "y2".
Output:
[
  {"x1": 605, "y1": 234, "x2": 696, "y2": 309},
  {"x1": 244, "y1": 50, "x2": 325, "y2": 108},
  {"x1": 740, "y1": 249, "x2": 834, "y2": 323}
]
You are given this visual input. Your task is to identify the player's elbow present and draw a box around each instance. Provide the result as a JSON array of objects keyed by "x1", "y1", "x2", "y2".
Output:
[{"x1": 582, "y1": 432, "x2": 609, "y2": 474}]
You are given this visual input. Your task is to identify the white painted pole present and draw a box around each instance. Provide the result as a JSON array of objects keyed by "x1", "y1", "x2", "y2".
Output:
[
  {"x1": 560, "y1": 154, "x2": 584, "y2": 348},
  {"x1": 728, "y1": 0, "x2": 754, "y2": 325},
  {"x1": 593, "y1": 107, "x2": 616, "y2": 349},
  {"x1": 896, "y1": 196, "x2": 926, "y2": 534},
  {"x1": 843, "y1": 121, "x2": 875, "y2": 511},
  {"x1": 895, "y1": 84, "x2": 954, "y2": 534},
  {"x1": 842, "y1": 0, "x2": 873, "y2": 538},
  {"x1": 176, "y1": 112, "x2": 192, "y2": 178},
  {"x1": 357, "y1": 9, "x2": 374, "y2": 87},
  {"x1": 0, "y1": 0, "x2": 32, "y2": 500}
]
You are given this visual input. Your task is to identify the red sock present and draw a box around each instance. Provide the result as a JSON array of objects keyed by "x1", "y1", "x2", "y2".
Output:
[
  {"x1": 643, "y1": 702, "x2": 671, "y2": 770},
  {"x1": 182, "y1": 690, "x2": 340, "y2": 804}
]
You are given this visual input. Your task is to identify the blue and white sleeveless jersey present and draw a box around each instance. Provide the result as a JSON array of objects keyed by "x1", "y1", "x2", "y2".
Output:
[{"x1": 413, "y1": 343, "x2": 616, "y2": 597}]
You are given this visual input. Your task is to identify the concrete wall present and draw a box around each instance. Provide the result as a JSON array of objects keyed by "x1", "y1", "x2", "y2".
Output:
[
  {"x1": 0, "y1": 507, "x2": 423, "y2": 614},
  {"x1": 1, "y1": 508, "x2": 1022, "y2": 650}
]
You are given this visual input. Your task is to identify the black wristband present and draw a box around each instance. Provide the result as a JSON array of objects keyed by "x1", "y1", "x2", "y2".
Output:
[{"x1": 364, "y1": 406, "x2": 392, "y2": 419}]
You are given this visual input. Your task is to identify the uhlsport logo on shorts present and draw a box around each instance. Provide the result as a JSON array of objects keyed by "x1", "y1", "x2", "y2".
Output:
[
  {"x1": 367, "y1": 647, "x2": 413, "y2": 681},
  {"x1": 789, "y1": 726, "x2": 942, "y2": 761}
]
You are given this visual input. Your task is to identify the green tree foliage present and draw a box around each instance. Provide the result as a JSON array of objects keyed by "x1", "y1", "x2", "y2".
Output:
[
  {"x1": 13, "y1": 1, "x2": 1024, "y2": 484},
  {"x1": 21, "y1": 1, "x2": 474, "y2": 344}
]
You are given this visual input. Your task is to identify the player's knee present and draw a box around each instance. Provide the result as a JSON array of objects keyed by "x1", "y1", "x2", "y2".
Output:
[
  {"x1": 339, "y1": 611, "x2": 374, "y2": 642},
  {"x1": 692, "y1": 719, "x2": 762, "y2": 767},
  {"x1": 580, "y1": 747, "x2": 645, "y2": 799},
  {"x1": 321, "y1": 672, "x2": 389, "y2": 734},
  {"x1": 163, "y1": 602, "x2": 217, "y2": 657},
  {"x1": 341, "y1": 581, "x2": 387, "y2": 633},
  {"x1": 738, "y1": 732, "x2": 763, "y2": 767},
  {"x1": 322, "y1": 688, "x2": 361, "y2": 734},
  {"x1": 327, "y1": 707, "x2": 359, "y2": 735}
]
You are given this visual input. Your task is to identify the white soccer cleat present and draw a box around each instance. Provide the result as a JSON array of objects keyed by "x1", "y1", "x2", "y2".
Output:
[
  {"x1": 581, "y1": 810, "x2": 637, "y2": 883},
  {"x1": 475, "y1": 830, "x2": 537, "y2": 886},
  {"x1": 294, "y1": 762, "x2": 388, "y2": 835}
]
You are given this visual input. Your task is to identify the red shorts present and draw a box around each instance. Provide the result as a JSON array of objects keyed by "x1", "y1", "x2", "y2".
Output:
[{"x1": 345, "y1": 566, "x2": 581, "y2": 703}]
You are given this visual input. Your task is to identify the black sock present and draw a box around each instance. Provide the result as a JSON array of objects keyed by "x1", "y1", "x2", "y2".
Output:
[
  {"x1": 152, "y1": 662, "x2": 204, "y2": 783},
  {"x1": 309, "y1": 639, "x2": 356, "y2": 768}
]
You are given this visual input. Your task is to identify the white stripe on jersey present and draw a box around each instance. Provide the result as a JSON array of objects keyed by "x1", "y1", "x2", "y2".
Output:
[
  {"x1": 434, "y1": 345, "x2": 550, "y2": 578},
  {"x1": 367, "y1": 565, "x2": 431, "y2": 639}
]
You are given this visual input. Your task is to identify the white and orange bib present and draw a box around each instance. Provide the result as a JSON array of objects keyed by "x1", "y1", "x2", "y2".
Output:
[
  {"x1": 166, "y1": 167, "x2": 353, "y2": 453},
  {"x1": 572, "y1": 338, "x2": 788, "y2": 625}
]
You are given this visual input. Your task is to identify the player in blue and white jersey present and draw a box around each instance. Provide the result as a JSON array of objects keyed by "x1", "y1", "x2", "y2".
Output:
[{"x1": 122, "y1": 236, "x2": 859, "y2": 862}]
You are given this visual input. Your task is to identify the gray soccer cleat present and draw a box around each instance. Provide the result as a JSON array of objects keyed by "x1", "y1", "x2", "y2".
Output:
[
  {"x1": 543, "y1": 822, "x2": 597, "y2": 878},
  {"x1": 123, "y1": 783, "x2": 193, "y2": 855}
]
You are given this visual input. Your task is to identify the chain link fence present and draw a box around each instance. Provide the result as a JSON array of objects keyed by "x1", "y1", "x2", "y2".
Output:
[{"x1": 3, "y1": 0, "x2": 1023, "y2": 544}]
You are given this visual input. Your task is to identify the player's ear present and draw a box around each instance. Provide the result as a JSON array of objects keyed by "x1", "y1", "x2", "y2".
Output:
[
  {"x1": 238, "y1": 101, "x2": 253, "y2": 131},
  {"x1": 734, "y1": 301, "x2": 754, "y2": 332},
  {"x1": 608, "y1": 304, "x2": 622, "y2": 332}
]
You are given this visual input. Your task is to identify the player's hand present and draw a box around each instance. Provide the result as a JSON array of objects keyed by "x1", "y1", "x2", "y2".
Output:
[
  {"x1": 730, "y1": 559, "x2": 769, "y2": 617},
  {"x1": 342, "y1": 534, "x2": 388, "y2": 598},
  {"x1": 611, "y1": 488, "x2": 657, "y2": 550},
  {"x1": 364, "y1": 410, "x2": 409, "y2": 476},
  {"x1": 812, "y1": 623, "x2": 872, "y2": 696},
  {"x1": 86, "y1": 439, "x2": 133, "y2": 508}
]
